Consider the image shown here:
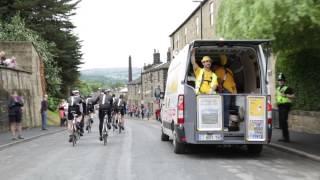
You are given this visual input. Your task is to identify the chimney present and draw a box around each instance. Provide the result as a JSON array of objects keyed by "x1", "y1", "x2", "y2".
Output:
[
  {"x1": 153, "y1": 49, "x2": 160, "y2": 64},
  {"x1": 128, "y1": 55, "x2": 132, "y2": 82},
  {"x1": 167, "y1": 48, "x2": 171, "y2": 62}
]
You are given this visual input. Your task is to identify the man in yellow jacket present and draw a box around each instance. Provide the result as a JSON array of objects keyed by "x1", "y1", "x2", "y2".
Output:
[
  {"x1": 213, "y1": 54, "x2": 237, "y2": 130},
  {"x1": 191, "y1": 48, "x2": 218, "y2": 94}
]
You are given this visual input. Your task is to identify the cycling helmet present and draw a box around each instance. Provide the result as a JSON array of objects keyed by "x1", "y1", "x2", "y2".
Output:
[
  {"x1": 103, "y1": 89, "x2": 111, "y2": 94},
  {"x1": 71, "y1": 89, "x2": 80, "y2": 96},
  {"x1": 277, "y1": 73, "x2": 286, "y2": 81}
]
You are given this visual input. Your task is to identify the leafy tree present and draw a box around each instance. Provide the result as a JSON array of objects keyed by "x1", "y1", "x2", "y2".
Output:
[
  {"x1": 0, "y1": 15, "x2": 61, "y2": 95},
  {"x1": 216, "y1": 0, "x2": 320, "y2": 110},
  {"x1": 0, "y1": 0, "x2": 82, "y2": 97}
]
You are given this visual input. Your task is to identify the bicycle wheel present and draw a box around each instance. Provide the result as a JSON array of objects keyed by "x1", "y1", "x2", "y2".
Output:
[
  {"x1": 87, "y1": 120, "x2": 91, "y2": 133},
  {"x1": 72, "y1": 133, "x2": 76, "y2": 147},
  {"x1": 103, "y1": 132, "x2": 107, "y2": 145}
]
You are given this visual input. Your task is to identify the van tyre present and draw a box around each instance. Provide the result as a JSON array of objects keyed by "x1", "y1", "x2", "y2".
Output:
[
  {"x1": 161, "y1": 129, "x2": 169, "y2": 141},
  {"x1": 173, "y1": 131, "x2": 185, "y2": 154},
  {"x1": 247, "y1": 144, "x2": 263, "y2": 155}
]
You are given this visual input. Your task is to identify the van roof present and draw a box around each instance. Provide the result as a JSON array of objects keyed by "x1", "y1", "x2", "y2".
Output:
[{"x1": 192, "y1": 39, "x2": 272, "y2": 47}]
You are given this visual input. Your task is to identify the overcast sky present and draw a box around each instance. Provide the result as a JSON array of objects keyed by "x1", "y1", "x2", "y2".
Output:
[{"x1": 72, "y1": 0, "x2": 198, "y2": 70}]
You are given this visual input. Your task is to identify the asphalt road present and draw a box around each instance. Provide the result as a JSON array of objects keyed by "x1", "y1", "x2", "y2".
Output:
[{"x1": 0, "y1": 117, "x2": 319, "y2": 180}]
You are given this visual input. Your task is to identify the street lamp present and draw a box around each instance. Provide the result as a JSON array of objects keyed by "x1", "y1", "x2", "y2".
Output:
[{"x1": 193, "y1": 0, "x2": 204, "y2": 40}]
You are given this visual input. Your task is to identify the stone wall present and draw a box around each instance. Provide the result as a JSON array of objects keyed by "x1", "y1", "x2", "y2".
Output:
[
  {"x1": 0, "y1": 41, "x2": 44, "y2": 132},
  {"x1": 289, "y1": 111, "x2": 320, "y2": 134}
]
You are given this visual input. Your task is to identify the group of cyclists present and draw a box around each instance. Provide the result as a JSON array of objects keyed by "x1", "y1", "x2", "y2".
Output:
[{"x1": 66, "y1": 88, "x2": 127, "y2": 143}]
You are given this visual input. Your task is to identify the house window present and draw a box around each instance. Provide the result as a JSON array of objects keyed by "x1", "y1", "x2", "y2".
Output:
[
  {"x1": 196, "y1": 17, "x2": 200, "y2": 35},
  {"x1": 210, "y1": 2, "x2": 214, "y2": 26},
  {"x1": 184, "y1": 27, "x2": 188, "y2": 44},
  {"x1": 176, "y1": 35, "x2": 180, "y2": 49},
  {"x1": 158, "y1": 71, "x2": 160, "y2": 81}
]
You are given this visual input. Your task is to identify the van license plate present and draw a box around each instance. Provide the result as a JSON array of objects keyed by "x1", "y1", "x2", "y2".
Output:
[{"x1": 199, "y1": 134, "x2": 222, "y2": 141}]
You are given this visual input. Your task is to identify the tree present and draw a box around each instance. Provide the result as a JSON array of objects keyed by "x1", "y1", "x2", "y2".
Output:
[
  {"x1": 0, "y1": 0, "x2": 82, "y2": 97},
  {"x1": 216, "y1": 0, "x2": 320, "y2": 110}
]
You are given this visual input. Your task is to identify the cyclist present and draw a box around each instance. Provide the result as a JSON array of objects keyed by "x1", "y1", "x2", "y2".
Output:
[
  {"x1": 85, "y1": 94, "x2": 95, "y2": 131},
  {"x1": 117, "y1": 94, "x2": 126, "y2": 130},
  {"x1": 111, "y1": 94, "x2": 119, "y2": 129},
  {"x1": 94, "y1": 89, "x2": 113, "y2": 141},
  {"x1": 66, "y1": 89, "x2": 84, "y2": 142}
]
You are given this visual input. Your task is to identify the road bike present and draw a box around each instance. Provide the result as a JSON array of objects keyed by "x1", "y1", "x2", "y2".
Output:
[
  {"x1": 102, "y1": 111, "x2": 110, "y2": 146},
  {"x1": 71, "y1": 112, "x2": 81, "y2": 147},
  {"x1": 86, "y1": 112, "x2": 94, "y2": 133}
]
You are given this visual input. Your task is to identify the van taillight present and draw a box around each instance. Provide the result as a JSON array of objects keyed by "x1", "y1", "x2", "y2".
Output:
[
  {"x1": 177, "y1": 95, "x2": 184, "y2": 124},
  {"x1": 267, "y1": 95, "x2": 272, "y2": 142}
]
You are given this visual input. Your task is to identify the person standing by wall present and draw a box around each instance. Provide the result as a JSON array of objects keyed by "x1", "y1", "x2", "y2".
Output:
[
  {"x1": 40, "y1": 94, "x2": 48, "y2": 130},
  {"x1": 276, "y1": 73, "x2": 295, "y2": 142},
  {"x1": 8, "y1": 90, "x2": 24, "y2": 140},
  {"x1": 58, "y1": 99, "x2": 67, "y2": 127}
]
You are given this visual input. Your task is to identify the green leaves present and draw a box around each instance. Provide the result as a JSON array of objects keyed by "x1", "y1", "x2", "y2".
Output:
[
  {"x1": 216, "y1": 0, "x2": 320, "y2": 110},
  {"x1": 0, "y1": 15, "x2": 61, "y2": 95},
  {"x1": 0, "y1": 0, "x2": 82, "y2": 98}
]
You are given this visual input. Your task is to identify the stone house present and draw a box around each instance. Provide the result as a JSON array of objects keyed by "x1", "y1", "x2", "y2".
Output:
[
  {"x1": 127, "y1": 50, "x2": 170, "y2": 118},
  {"x1": 127, "y1": 77, "x2": 142, "y2": 108}
]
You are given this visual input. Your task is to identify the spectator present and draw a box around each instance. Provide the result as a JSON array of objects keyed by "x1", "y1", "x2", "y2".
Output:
[
  {"x1": 40, "y1": 94, "x2": 48, "y2": 130},
  {"x1": 4, "y1": 56, "x2": 17, "y2": 68},
  {"x1": 8, "y1": 90, "x2": 24, "y2": 140},
  {"x1": 58, "y1": 99, "x2": 67, "y2": 127},
  {"x1": 145, "y1": 107, "x2": 150, "y2": 120},
  {"x1": 0, "y1": 51, "x2": 6, "y2": 66}
]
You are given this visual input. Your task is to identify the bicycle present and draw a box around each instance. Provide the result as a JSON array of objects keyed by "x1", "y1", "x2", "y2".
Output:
[
  {"x1": 102, "y1": 112, "x2": 110, "y2": 146},
  {"x1": 117, "y1": 112, "x2": 125, "y2": 134},
  {"x1": 86, "y1": 112, "x2": 93, "y2": 133},
  {"x1": 71, "y1": 112, "x2": 81, "y2": 147},
  {"x1": 111, "y1": 111, "x2": 118, "y2": 133}
]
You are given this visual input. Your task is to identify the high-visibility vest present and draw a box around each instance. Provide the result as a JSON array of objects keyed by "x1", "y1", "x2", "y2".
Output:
[
  {"x1": 195, "y1": 69, "x2": 217, "y2": 94},
  {"x1": 276, "y1": 86, "x2": 292, "y2": 104}
]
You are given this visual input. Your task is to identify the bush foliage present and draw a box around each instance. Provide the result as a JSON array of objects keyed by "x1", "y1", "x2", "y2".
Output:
[{"x1": 216, "y1": 0, "x2": 320, "y2": 110}]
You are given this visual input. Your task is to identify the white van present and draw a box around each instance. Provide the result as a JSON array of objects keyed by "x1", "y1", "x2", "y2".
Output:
[{"x1": 161, "y1": 40, "x2": 273, "y2": 154}]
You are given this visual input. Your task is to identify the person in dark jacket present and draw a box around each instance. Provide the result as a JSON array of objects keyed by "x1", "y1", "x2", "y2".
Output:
[
  {"x1": 40, "y1": 94, "x2": 48, "y2": 130},
  {"x1": 94, "y1": 89, "x2": 113, "y2": 141},
  {"x1": 276, "y1": 73, "x2": 295, "y2": 142},
  {"x1": 8, "y1": 90, "x2": 24, "y2": 140}
]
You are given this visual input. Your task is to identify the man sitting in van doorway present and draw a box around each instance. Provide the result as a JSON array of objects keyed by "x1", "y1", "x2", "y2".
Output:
[
  {"x1": 191, "y1": 48, "x2": 218, "y2": 94},
  {"x1": 213, "y1": 54, "x2": 238, "y2": 131}
]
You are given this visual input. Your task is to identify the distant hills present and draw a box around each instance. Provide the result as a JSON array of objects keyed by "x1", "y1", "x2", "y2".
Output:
[{"x1": 80, "y1": 67, "x2": 141, "y2": 86}]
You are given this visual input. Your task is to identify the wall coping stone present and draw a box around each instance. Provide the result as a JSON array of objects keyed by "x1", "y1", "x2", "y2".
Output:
[
  {"x1": 0, "y1": 65, "x2": 32, "y2": 74},
  {"x1": 291, "y1": 110, "x2": 320, "y2": 117}
]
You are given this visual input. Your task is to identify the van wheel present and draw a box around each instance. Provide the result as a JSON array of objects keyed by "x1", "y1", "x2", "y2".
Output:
[
  {"x1": 161, "y1": 129, "x2": 169, "y2": 141},
  {"x1": 247, "y1": 144, "x2": 263, "y2": 155},
  {"x1": 173, "y1": 131, "x2": 185, "y2": 154}
]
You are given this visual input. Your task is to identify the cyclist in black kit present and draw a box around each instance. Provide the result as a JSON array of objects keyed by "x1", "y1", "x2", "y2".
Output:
[
  {"x1": 94, "y1": 89, "x2": 113, "y2": 141},
  {"x1": 66, "y1": 89, "x2": 84, "y2": 142}
]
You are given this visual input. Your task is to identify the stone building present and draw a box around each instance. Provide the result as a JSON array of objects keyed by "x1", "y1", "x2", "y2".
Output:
[
  {"x1": 127, "y1": 77, "x2": 142, "y2": 107},
  {"x1": 127, "y1": 50, "x2": 170, "y2": 118},
  {"x1": 0, "y1": 41, "x2": 45, "y2": 132},
  {"x1": 169, "y1": 0, "x2": 221, "y2": 54}
]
